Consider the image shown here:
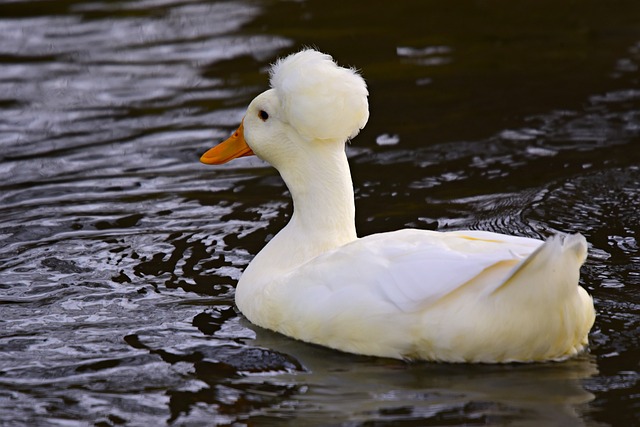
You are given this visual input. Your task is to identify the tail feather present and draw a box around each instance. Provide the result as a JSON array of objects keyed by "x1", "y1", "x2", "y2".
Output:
[
  {"x1": 486, "y1": 233, "x2": 595, "y2": 361},
  {"x1": 564, "y1": 233, "x2": 588, "y2": 264},
  {"x1": 492, "y1": 233, "x2": 588, "y2": 296}
]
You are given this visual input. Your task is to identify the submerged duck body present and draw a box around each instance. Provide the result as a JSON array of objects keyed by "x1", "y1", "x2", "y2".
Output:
[{"x1": 201, "y1": 49, "x2": 595, "y2": 363}]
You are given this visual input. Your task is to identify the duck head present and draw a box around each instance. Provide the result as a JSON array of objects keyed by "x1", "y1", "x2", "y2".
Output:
[{"x1": 200, "y1": 49, "x2": 369, "y2": 171}]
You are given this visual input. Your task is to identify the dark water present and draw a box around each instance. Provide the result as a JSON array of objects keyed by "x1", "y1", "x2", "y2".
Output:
[{"x1": 1, "y1": 0, "x2": 639, "y2": 425}]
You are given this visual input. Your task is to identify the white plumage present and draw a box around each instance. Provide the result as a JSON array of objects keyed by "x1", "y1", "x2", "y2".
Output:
[
  {"x1": 200, "y1": 49, "x2": 596, "y2": 363},
  {"x1": 269, "y1": 50, "x2": 369, "y2": 142}
]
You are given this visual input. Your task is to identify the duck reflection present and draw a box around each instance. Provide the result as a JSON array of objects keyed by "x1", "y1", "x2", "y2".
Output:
[{"x1": 245, "y1": 323, "x2": 597, "y2": 425}]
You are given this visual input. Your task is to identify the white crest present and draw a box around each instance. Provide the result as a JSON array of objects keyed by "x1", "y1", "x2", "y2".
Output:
[{"x1": 269, "y1": 49, "x2": 369, "y2": 142}]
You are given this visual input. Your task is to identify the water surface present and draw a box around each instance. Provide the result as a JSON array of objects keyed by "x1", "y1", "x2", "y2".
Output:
[{"x1": 1, "y1": 0, "x2": 639, "y2": 425}]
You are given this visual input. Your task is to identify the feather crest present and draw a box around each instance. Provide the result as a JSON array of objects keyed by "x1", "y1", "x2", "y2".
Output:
[{"x1": 269, "y1": 49, "x2": 369, "y2": 142}]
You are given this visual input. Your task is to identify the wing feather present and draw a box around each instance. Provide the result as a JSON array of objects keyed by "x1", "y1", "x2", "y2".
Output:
[{"x1": 281, "y1": 229, "x2": 543, "y2": 313}]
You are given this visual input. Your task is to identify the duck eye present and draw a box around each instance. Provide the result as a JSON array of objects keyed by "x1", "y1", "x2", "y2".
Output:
[{"x1": 258, "y1": 110, "x2": 269, "y2": 121}]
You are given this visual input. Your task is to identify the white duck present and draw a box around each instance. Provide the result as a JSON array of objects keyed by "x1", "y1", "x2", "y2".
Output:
[{"x1": 200, "y1": 49, "x2": 595, "y2": 363}]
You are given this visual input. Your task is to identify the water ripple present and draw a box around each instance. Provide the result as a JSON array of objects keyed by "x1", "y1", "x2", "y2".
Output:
[{"x1": 1, "y1": 0, "x2": 640, "y2": 425}]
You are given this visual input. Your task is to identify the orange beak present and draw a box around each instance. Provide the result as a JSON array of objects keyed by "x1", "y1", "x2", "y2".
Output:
[{"x1": 200, "y1": 121, "x2": 254, "y2": 165}]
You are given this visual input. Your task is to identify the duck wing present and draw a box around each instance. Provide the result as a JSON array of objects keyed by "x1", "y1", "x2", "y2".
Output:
[{"x1": 282, "y1": 229, "x2": 543, "y2": 313}]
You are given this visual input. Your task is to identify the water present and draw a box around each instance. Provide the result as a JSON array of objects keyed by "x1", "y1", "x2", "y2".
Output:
[{"x1": 1, "y1": 0, "x2": 639, "y2": 425}]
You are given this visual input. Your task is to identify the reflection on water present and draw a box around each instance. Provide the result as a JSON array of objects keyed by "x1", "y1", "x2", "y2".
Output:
[
  {"x1": 1, "y1": 0, "x2": 639, "y2": 425},
  {"x1": 246, "y1": 327, "x2": 599, "y2": 426}
]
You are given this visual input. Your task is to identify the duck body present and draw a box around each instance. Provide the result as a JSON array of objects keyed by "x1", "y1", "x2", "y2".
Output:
[{"x1": 201, "y1": 49, "x2": 596, "y2": 363}]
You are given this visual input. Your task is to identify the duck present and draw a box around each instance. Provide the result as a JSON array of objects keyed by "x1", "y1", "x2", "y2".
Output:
[{"x1": 200, "y1": 49, "x2": 596, "y2": 363}]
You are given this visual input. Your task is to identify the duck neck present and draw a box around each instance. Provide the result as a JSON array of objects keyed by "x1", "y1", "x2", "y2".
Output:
[
  {"x1": 283, "y1": 142, "x2": 357, "y2": 247},
  {"x1": 249, "y1": 141, "x2": 357, "y2": 277}
]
